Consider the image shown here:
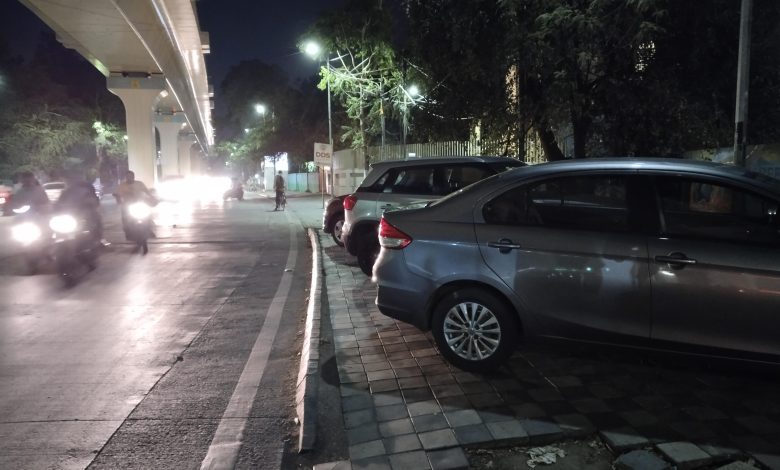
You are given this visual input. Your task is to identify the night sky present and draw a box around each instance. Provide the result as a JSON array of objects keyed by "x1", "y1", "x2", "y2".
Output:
[{"x1": 0, "y1": 0, "x2": 346, "y2": 90}]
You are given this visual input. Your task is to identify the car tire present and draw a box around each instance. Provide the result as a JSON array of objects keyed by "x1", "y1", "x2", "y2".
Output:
[
  {"x1": 331, "y1": 214, "x2": 345, "y2": 247},
  {"x1": 357, "y1": 231, "x2": 379, "y2": 276},
  {"x1": 431, "y1": 288, "x2": 519, "y2": 371}
]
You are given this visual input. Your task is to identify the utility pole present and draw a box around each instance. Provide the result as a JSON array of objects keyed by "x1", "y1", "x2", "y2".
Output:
[{"x1": 734, "y1": 0, "x2": 753, "y2": 167}]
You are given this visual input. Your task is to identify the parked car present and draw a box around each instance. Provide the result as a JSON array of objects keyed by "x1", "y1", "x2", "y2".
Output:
[
  {"x1": 0, "y1": 184, "x2": 12, "y2": 216},
  {"x1": 342, "y1": 156, "x2": 525, "y2": 275},
  {"x1": 42, "y1": 181, "x2": 66, "y2": 202},
  {"x1": 323, "y1": 195, "x2": 347, "y2": 246},
  {"x1": 374, "y1": 158, "x2": 780, "y2": 371}
]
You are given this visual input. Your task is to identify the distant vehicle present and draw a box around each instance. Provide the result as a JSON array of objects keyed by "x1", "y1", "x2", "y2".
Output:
[
  {"x1": 342, "y1": 156, "x2": 525, "y2": 275},
  {"x1": 375, "y1": 158, "x2": 780, "y2": 371},
  {"x1": 322, "y1": 195, "x2": 347, "y2": 246},
  {"x1": 42, "y1": 181, "x2": 66, "y2": 202},
  {"x1": 0, "y1": 184, "x2": 12, "y2": 216}
]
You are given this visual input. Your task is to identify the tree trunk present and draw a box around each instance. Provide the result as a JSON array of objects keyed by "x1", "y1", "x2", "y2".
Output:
[
  {"x1": 537, "y1": 122, "x2": 565, "y2": 161},
  {"x1": 572, "y1": 113, "x2": 591, "y2": 159}
]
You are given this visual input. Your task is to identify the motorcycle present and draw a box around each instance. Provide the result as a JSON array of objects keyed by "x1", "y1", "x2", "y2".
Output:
[
  {"x1": 10, "y1": 205, "x2": 52, "y2": 274},
  {"x1": 125, "y1": 201, "x2": 153, "y2": 254},
  {"x1": 223, "y1": 183, "x2": 244, "y2": 201},
  {"x1": 49, "y1": 210, "x2": 101, "y2": 286}
]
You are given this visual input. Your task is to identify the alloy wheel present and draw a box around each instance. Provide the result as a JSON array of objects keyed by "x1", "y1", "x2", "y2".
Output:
[{"x1": 443, "y1": 301, "x2": 502, "y2": 360}]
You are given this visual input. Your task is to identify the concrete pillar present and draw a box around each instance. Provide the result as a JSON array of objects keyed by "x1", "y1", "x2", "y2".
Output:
[
  {"x1": 178, "y1": 134, "x2": 197, "y2": 177},
  {"x1": 155, "y1": 113, "x2": 188, "y2": 178},
  {"x1": 108, "y1": 76, "x2": 165, "y2": 187}
]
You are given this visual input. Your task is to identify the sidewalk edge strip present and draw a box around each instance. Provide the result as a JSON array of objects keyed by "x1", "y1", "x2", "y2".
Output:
[{"x1": 296, "y1": 228, "x2": 322, "y2": 452}]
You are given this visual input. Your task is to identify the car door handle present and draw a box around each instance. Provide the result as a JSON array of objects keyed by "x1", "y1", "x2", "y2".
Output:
[
  {"x1": 655, "y1": 253, "x2": 697, "y2": 268},
  {"x1": 488, "y1": 239, "x2": 522, "y2": 254},
  {"x1": 380, "y1": 204, "x2": 392, "y2": 209}
]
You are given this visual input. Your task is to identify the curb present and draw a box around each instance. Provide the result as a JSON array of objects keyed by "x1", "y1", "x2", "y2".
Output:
[{"x1": 296, "y1": 228, "x2": 323, "y2": 452}]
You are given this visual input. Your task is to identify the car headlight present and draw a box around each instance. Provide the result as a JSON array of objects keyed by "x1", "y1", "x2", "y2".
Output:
[
  {"x1": 128, "y1": 202, "x2": 152, "y2": 219},
  {"x1": 12, "y1": 222, "x2": 42, "y2": 245},
  {"x1": 49, "y1": 214, "x2": 78, "y2": 233},
  {"x1": 12, "y1": 205, "x2": 30, "y2": 214}
]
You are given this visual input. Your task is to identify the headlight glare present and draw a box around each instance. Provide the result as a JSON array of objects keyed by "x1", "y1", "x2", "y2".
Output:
[
  {"x1": 128, "y1": 202, "x2": 152, "y2": 219},
  {"x1": 12, "y1": 222, "x2": 42, "y2": 245},
  {"x1": 50, "y1": 214, "x2": 78, "y2": 233}
]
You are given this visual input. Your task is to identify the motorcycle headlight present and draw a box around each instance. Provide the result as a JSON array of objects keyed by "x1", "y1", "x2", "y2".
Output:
[
  {"x1": 128, "y1": 202, "x2": 152, "y2": 219},
  {"x1": 50, "y1": 214, "x2": 78, "y2": 234},
  {"x1": 12, "y1": 222, "x2": 42, "y2": 245}
]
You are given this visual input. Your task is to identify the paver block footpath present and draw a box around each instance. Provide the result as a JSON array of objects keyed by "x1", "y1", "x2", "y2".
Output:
[
  {"x1": 656, "y1": 442, "x2": 713, "y2": 470},
  {"x1": 614, "y1": 450, "x2": 671, "y2": 470}
]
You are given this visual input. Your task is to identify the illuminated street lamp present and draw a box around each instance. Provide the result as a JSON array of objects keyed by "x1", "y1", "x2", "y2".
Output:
[
  {"x1": 401, "y1": 84, "x2": 422, "y2": 157},
  {"x1": 304, "y1": 40, "x2": 334, "y2": 201}
]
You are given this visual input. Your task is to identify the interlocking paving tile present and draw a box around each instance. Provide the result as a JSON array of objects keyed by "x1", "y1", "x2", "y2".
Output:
[
  {"x1": 620, "y1": 410, "x2": 660, "y2": 428},
  {"x1": 656, "y1": 442, "x2": 713, "y2": 470},
  {"x1": 371, "y1": 379, "x2": 400, "y2": 393},
  {"x1": 600, "y1": 427, "x2": 651, "y2": 452},
  {"x1": 395, "y1": 367, "x2": 424, "y2": 378},
  {"x1": 349, "y1": 439, "x2": 387, "y2": 461},
  {"x1": 348, "y1": 423, "x2": 382, "y2": 445},
  {"x1": 376, "y1": 404, "x2": 410, "y2": 422},
  {"x1": 453, "y1": 424, "x2": 493, "y2": 445},
  {"x1": 379, "y1": 418, "x2": 415, "y2": 438},
  {"x1": 364, "y1": 361, "x2": 393, "y2": 372},
  {"x1": 444, "y1": 409, "x2": 483, "y2": 427},
  {"x1": 406, "y1": 405, "x2": 443, "y2": 422},
  {"x1": 403, "y1": 387, "x2": 435, "y2": 403},
  {"x1": 373, "y1": 391, "x2": 404, "y2": 407},
  {"x1": 486, "y1": 419, "x2": 529, "y2": 443},
  {"x1": 352, "y1": 455, "x2": 391, "y2": 470},
  {"x1": 418, "y1": 428, "x2": 459, "y2": 450},
  {"x1": 521, "y1": 418, "x2": 564, "y2": 444},
  {"x1": 553, "y1": 413, "x2": 596, "y2": 438},
  {"x1": 438, "y1": 395, "x2": 472, "y2": 412},
  {"x1": 613, "y1": 449, "x2": 671, "y2": 470},
  {"x1": 427, "y1": 447, "x2": 470, "y2": 470},
  {"x1": 412, "y1": 414, "x2": 449, "y2": 433},
  {"x1": 511, "y1": 402, "x2": 547, "y2": 419},
  {"x1": 399, "y1": 377, "x2": 428, "y2": 389},
  {"x1": 345, "y1": 409, "x2": 377, "y2": 429},
  {"x1": 368, "y1": 370, "x2": 397, "y2": 382},
  {"x1": 384, "y1": 434, "x2": 422, "y2": 454},
  {"x1": 387, "y1": 450, "x2": 430, "y2": 470},
  {"x1": 343, "y1": 393, "x2": 375, "y2": 412}
]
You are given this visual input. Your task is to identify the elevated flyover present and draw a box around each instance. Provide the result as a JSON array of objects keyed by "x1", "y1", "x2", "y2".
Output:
[{"x1": 19, "y1": 0, "x2": 214, "y2": 185}]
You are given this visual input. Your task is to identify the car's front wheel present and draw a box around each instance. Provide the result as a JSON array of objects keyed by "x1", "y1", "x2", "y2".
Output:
[
  {"x1": 431, "y1": 288, "x2": 519, "y2": 371},
  {"x1": 331, "y1": 213, "x2": 345, "y2": 247}
]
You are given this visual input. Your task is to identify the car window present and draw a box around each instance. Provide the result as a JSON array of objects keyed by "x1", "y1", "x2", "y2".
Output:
[
  {"x1": 656, "y1": 176, "x2": 780, "y2": 244},
  {"x1": 483, "y1": 174, "x2": 631, "y2": 232},
  {"x1": 387, "y1": 167, "x2": 434, "y2": 194}
]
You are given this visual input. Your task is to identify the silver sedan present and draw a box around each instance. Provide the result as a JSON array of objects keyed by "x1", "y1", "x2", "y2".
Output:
[{"x1": 374, "y1": 158, "x2": 780, "y2": 371}]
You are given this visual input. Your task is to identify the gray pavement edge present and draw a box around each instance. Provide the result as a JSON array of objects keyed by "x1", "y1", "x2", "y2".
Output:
[{"x1": 297, "y1": 227, "x2": 323, "y2": 452}]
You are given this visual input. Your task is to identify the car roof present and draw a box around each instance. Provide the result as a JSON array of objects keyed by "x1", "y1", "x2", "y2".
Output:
[
  {"x1": 496, "y1": 157, "x2": 779, "y2": 192},
  {"x1": 368, "y1": 156, "x2": 522, "y2": 170}
]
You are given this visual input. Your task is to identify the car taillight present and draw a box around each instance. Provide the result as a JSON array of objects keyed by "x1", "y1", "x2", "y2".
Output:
[
  {"x1": 379, "y1": 217, "x2": 412, "y2": 249},
  {"x1": 343, "y1": 194, "x2": 358, "y2": 211}
]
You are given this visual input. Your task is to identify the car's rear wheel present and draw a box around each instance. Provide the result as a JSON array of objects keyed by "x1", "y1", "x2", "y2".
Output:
[
  {"x1": 357, "y1": 230, "x2": 379, "y2": 276},
  {"x1": 431, "y1": 288, "x2": 519, "y2": 371},
  {"x1": 331, "y1": 214, "x2": 345, "y2": 247}
]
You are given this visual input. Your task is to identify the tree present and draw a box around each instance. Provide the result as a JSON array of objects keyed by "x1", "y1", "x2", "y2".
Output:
[{"x1": 305, "y1": 0, "x2": 405, "y2": 151}]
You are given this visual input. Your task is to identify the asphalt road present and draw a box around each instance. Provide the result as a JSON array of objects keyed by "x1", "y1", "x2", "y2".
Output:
[{"x1": 0, "y1": 194, "x2": 320, "y2": 469}]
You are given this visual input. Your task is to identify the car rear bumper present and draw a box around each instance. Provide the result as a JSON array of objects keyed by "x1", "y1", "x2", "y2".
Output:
[{"x1": 374, "y1": 249, "x2": 432, "y2": 331}]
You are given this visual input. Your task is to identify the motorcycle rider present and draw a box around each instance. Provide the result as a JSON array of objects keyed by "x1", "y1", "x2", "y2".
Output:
[
  {"x1": 56, "y1": 171, "x2": 103, "y2": 244},
  {"x1": 11, "y1": 171, "x2": 50, "y2": 212},
  {"x1": 113, "y1": 170, "x2": 155, "y2": 246}
]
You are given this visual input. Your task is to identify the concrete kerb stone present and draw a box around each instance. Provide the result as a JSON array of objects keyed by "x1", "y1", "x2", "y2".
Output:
[{"x1": 296, "y1": 228, "x2": 323, "y2": 452}]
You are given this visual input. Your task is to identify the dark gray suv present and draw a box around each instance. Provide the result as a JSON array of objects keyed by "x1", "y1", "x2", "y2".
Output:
[
  {"x1": 375, "y1": 158, "x2": 780, "y2": 371},
  {"x1": 342, "y1": 156, "x2": 525, "y2": 275}
]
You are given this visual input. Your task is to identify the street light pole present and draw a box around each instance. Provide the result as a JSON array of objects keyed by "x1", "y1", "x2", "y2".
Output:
[
  {"x1": 734, "y1": 0, "x2": 753, "y2": 167},
  {"x1": 327, "y1": 58, "x2": 334, "y2": 197}
]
